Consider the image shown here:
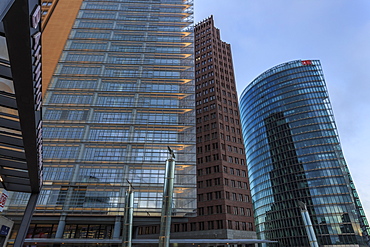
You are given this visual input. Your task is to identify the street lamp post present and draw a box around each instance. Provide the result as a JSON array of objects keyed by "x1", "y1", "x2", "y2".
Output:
[{"x1": 159, "y1": 147, "x2": 176, "y2": 247}]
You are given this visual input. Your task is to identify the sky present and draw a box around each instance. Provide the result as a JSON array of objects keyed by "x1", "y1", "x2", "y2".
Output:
[{"x1": 194, "y1": 0, "x2": 370, "y2": 217}]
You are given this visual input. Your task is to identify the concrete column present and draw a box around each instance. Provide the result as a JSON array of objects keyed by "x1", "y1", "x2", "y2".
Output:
[
  {"x1": 55, "y1": 214, "x2": 67, "y2": 238},
  {"x1": 113, "y1": 216, "x2": 121, "y2": 239}
]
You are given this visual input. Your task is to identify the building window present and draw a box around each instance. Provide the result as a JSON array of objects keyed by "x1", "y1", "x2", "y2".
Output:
[
  {"x1": 197, "y1": 194, "x2": 203, "y2": 202},
  {"x1": 197, "y1": 169, "x2": 203, "y2": 176},
  {"x1": 227, "y1": 220, "x2": 233, "y2": 229},
  {"x1": 245, "y1": 195, "x2": 250, "y2": 202},
  {"x1": 228, "y1": 156, "x2": 233, "y2": 163},
  {"x1": 248, "y1": 222, "x2": 253, "y2": 231},
  {"x1": 182, "y1": 224, "x2": 187, "y2": 232},
  {"x1": 206, "y1": 221, "x2": 213, "y2": 230},
  {"x1": 198, "y1": 207, "x2": 204, "y2": 216},
  {"x1": 238, "y1": 194, "x2": 243, "y2": 201},
  {"x1": 242, "y1": 222, "x2": 247, "y2": 231},
  {"x1": 216, "y1": 220, "x2": 223, "y2": 229},
  {"x1": 229, "y1": 168, "x2": 234, "y2": 174},
  {"x1": 215, "y1": 191, "x2": 222, "y2": 199},
  {"x1": 231, "y1": 180, "x2": 236, "y2": 187},
  {"x1": 213, "y1": 154, "x2": 219, "y2": 160},
  {"x1": 174, "y1": 224, "x2": 180, "y2": 232},
  {"x1": 225, "y1": 191, "x2": 230, "y2": 199},
  {"x1": 190, "y1": 223, "x2": 196, "y2": 231},
  {"x1": 235, "y1": 221, "x2": 240, "y2": 230},
  {"x1": 213, "y1": 165, "x2": 220, "y2": 173},
  {"x1": 240, "y1": 207, "x2": 245, "y2": 216},
  {"x1": 198, "y1": 222, "x2": 204, "y2": 230},
  {"x1": 232, "y1": 193, "x2": 237, "y2": 200},
  {"x1": 205, "y1": 167, "x2": 212, "y2": 174}
]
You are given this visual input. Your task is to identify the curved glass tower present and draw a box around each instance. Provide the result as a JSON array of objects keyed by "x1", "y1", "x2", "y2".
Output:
[{"x1": 240, "y1": 60, "x2": 369, "y2": 246}]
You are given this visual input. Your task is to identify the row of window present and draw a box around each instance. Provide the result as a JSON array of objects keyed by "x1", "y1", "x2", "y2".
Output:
[
  {"x1": 195, "y1": 58, "x2": 213, "y2": 69},
  {"x1": 198, "y1": 178, "x2": 248, "y2": 189},
  {"x1": 242, "y1": 61, "x2": 321, "y2": 95},
  {"x1": 198, "y1": 205, "x2": 252, "y2": 217},
  {"x1": 196, "y1": 113, "x2": 240, "y2": 126},
  {"x1": 14, "y1": 224, "x2": 112, "y2": 240},
  {"x1": 196, "y1": 154, "x2": 245, "y2": 165},
  {"x1": 188, "y1": 220, "x2": 253, "y2": 232},
  {"x1": 49, "y1": 93, "x2": 184, "y2": 108},
  {"x1": 198, "y1": 192, "x2": 250, "y2": 202},
  {"x1": 196, "y1": 132, "x2": 218, "y2": 142},
  {"x1": 51, "y1": 78, "x2": 183, "y2": 92},
  {"x1": 195, "y1": 86, "x2": 215, "y2": 97},
  {"x1": 67, "y1": 41, "x2": 190, "y2": 53},
  {"x1": 44, "y1": 109, "x2": 180, "y2": 123},
  {"x1": 220, "y1": 133, "x2": 243, "y2": 144},
  {"x1": 64, "y1": 53, "x2": 186, "y2": 66},
  {"x1": 138, "y1": 220, "x2": 253, "y2": 235},
  {"x1": 43, "y1": 146, "x2": 183, "y2": 161},
  {"x1": 196, "y1": 105, "x2": 239, "y2": 119}
]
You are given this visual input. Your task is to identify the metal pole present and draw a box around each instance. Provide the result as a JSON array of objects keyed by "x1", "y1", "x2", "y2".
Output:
[
  {"x1": 159, "y1": 147, "x2": 176, "y2": 247},
  {"x1": 298, "y1": 201, "x2": 319, "y2": 247},
  {"x1": 122, "y1": 182, "x2": 134, "y2": 247}
]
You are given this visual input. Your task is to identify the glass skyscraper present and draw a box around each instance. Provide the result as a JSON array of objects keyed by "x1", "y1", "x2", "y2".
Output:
[
  {"x1": 239, "y1": 60, "x2": 369, "y2": 246},
  {"x1": 5, "y1": 0, "x2": 196, "y2": 245}
]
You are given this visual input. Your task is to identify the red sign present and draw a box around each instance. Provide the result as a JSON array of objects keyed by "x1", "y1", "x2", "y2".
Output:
[
  {"x1": 301, "y1": 60, "x2": 312, "y2": 65},
  {"x1": 0, "y1": 191, "x2": 8, "y2": 212}
]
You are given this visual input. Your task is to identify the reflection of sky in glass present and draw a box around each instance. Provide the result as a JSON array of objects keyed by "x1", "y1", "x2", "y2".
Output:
[
  {"x1": 0, "y1": 36, "x2": 9, "y2": 61},
  {"x1": 6, "y1": 0, "x2": 197, "y2": 217},
  {"x1": 240, "y1": 60, "x2": 368, "y2": 245}
]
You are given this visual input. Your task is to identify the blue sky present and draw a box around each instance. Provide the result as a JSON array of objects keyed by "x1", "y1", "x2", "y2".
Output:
[{"x1": 194, "y1": 0, "x2": 370, "y2": 217}]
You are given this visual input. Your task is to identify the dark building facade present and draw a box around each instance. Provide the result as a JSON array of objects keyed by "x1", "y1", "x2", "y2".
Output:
[
  {"x1": 240, "y1": 60, "x2": 370, "y2": 246},
  {"x1": 162, "y1": 15, "x2": 256, "y2": 241}
]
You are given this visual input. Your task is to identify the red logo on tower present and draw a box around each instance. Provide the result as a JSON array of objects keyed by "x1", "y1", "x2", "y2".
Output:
[{"x1": 301, "y1": 60, "x2": 312, "y2": 66}]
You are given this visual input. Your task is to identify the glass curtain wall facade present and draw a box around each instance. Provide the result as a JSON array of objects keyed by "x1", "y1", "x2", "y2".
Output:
[
  {"x1": 5, "y1": 0, "x2": 196, "y2": 243},
  {"x1": 239, "y1": 60, "x2": 369, "y2": 246}
]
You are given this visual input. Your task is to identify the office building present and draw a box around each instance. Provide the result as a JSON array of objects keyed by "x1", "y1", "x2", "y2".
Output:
[
  {"x1": 4, "y1": 0, "x2": 196, "y2": 246},
  {"x1": 140, "y1": 15, "x2": 256, "y2": 242},
  {"x1": 239, "y1": 60, "x2": 370, "y2": 246},
  {"x1": 189, "y1": 15, "x2": 255, "y2": 240},
  {"x1": 1, "y1": 0, "x2": 43, "y2": 246}
]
